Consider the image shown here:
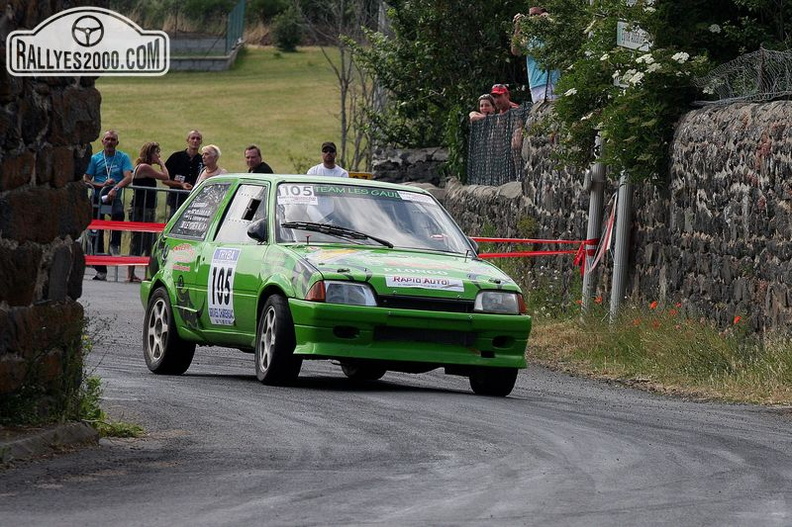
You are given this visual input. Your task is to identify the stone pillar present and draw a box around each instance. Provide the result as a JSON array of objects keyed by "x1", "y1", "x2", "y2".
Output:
[{"x1": 0, "y1": 0, "x2": 104, "y2": 420}]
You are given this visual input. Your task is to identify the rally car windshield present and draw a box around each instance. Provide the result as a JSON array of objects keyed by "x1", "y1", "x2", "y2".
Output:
[{"x1": 275, "y1": 182, "x2": 473, "y2": 253}]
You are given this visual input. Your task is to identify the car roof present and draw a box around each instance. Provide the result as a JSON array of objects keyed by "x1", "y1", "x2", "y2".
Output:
[{"x1": 201, "y1": 173, "x2": 433, "y2": 195}]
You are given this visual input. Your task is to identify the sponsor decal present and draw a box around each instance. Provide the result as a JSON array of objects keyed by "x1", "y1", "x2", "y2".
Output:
[
  {"x1": 6, "y1": 7, "x2": 169, "y2": 77},
  {"x1": 386, "y1": 275, "x2": 464, "y2": 292},
  {"x1": 170, "y1": 243, "x2": 196, "y2": 263}
]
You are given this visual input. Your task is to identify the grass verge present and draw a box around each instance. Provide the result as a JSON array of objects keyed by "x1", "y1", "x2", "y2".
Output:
[{"x1": 529, "y1": 303, "x2": 792, "y2": 405}]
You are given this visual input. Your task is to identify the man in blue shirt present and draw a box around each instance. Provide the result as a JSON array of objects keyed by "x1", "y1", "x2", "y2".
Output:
[
  {"x1": 511, "y1": 7, "x2": 561, "y2": 104},
  {"x1": 83, "y1": 129, "x2": 134, "y2": 281}
]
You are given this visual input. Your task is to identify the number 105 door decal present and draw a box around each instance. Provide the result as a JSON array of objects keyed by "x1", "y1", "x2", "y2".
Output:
[{"x1": 208, "y1": 247, "x2": 240, "y2": 325}]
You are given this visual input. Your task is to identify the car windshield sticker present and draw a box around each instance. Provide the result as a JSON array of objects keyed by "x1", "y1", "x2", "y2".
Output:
[
  {"x1": 386, "y1": 275, "x2": 464, "y2": 292},
  {"x1": 398, "y1": 191, "x2": 434, "y2": 204},
  {"x1": 171, "y1": 183, "x2": 230, "y2": 239},
  {"x1": 208, "y1": 247, "x2": 240, "y2": 325},
  {"x1": 277, "y1": 184, "x2": 318, "y2": 205}
]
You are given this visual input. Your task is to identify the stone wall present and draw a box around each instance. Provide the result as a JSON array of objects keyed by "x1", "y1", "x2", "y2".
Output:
[
  {"x1": 405, "y1": 101, "x2": 792, "y2": 333},
  {"x1": 0, "y1": 1, "x2": 98, "y2": 408}
]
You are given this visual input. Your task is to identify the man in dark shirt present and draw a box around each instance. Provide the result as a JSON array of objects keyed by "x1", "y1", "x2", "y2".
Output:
[
  {"x1": 245, "y1": 144, "x2": 274, "y2": 174},
  {"x1": 164, "y1": 130, "x2": 203, "y2": 218}
]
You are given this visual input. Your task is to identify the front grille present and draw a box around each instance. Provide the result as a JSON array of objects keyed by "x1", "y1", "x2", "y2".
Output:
[
  {"x1": 374, "y1": 326, "x2": 475, "y2": 347},
  {"x1": 378, "y1": 295, "x2": 474, "y2": 313}
]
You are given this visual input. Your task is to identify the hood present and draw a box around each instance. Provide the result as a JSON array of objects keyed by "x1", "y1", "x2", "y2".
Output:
[{"x1": 286, "y1": 245, "x2": 519, "y2": 298}]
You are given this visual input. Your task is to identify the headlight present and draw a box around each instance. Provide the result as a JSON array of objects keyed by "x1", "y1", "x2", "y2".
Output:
[
  {"x1": 474, "y1": 291, "x2": 524, "y2": 314},
  {"x1": 305, "y1": 280, "x2": 377, "y2": 306}
]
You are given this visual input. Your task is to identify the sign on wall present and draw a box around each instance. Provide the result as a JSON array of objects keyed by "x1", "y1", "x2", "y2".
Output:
[{"x1": 6, "y1": 6, "x2": 169, "y2": 76}]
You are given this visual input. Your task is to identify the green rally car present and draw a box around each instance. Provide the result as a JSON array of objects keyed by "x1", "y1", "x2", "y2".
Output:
[{"x1": 141, "y1": 174, "x2": 531, "y2": 396}]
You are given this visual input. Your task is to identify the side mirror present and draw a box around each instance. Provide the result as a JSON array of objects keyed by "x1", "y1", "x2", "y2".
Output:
[
  {"x1": 468, "y1": 237, "x2": 479, "y2": 255},
  {"x1": 247, "y1": 218, "x2": 268, "y2": 243}
]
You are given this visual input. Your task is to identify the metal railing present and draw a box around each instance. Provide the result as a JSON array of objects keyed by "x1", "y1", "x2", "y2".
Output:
[{"x1": 81, "y1": 184, "x2": 189, "y2": 280}]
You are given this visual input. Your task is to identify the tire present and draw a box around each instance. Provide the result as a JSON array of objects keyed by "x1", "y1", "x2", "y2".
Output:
[
  {"x1": 143, "y1": 288, "x2": 196, "y2": 375},
  {"x1": 341, "y1": 362, "x2": 387, "y2": 382},
  {"x1": 469, "y1": 367, "x2": 518, "y2": 397},
  {"x1": 255, "y1": 295, "x2": 303, "y2": 385}
]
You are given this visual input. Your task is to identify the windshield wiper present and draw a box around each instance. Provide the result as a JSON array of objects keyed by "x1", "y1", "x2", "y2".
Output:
[{"x1": 281, "y1": 221, "x2": 394, "y2": 248}]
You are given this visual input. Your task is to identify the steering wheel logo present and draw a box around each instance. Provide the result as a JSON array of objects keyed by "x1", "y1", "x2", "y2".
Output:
[{"x1": 71, "y1": 15, "x2": 104, "y2": 47}]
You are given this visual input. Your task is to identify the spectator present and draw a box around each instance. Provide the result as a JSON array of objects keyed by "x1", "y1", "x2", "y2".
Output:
[
  {"x1": 307, "y1": 142, "x2": 349, "y2": 178},
  {"x1": 83, "y1": 129, "x2": 133, "y2": 281},
  {"x1": 128, "y1": 141, "x2": 170, "y2": 283},
  {"x1": 490, "y1": 84, "x2": 520, "y2": 114},
  {"x1": 194, "y1": 144, "x2": 228, "y2": 185},
  {"x1": 245, "y1": 144, "x2": 274, "y2": 173},
  {"x1": 164, "y1": 130, "x2": 202, "y2": 218},
  {"x1": 469, "y1": 94, "x2": 497, "y2": 122},
  {"x1": 511, "y1": 7, "x2": 560, "y2": 104}
]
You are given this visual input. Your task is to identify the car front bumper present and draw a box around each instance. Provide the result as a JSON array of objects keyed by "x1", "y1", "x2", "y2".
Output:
[{"x1": 288, "y1": 299, "x2": 530, "y2": 368}]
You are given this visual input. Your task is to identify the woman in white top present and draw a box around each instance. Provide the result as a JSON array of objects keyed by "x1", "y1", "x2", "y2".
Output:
[{"x1": 194, "y1": 144, "x2": 228, "y2": 186}]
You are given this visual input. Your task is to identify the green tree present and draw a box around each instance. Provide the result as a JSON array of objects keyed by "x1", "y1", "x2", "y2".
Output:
[
  {"x1": 351, "y1": 1, "x2": 523, "y2": 173},
  {"x1": 516, "y1": 0, "x2": 790, "y2": 183}
]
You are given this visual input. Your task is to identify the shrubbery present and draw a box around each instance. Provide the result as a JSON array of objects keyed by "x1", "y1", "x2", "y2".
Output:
[{"x1": 271, "y1": 7, "x2": 303, "y2": 52}]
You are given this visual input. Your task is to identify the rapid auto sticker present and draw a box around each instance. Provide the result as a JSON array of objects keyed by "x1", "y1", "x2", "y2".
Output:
[
  {"x1": 385, "y1": 275, "x2": 464, "y2": 292},
  {"x1": 207, "y1": 247, "x2": 240, "y2": 326}
]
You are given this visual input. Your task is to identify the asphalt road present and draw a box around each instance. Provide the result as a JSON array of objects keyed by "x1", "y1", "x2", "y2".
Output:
[{"x1": 2, "y1": 277, "x2": 792, "y2": 526}]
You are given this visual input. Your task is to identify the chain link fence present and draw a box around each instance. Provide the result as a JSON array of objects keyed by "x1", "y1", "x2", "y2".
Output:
[
  {"x1": 694, "y1": 47, "x2": 792, "y2": 105},
  {"x1": 467, "y1": 103, "x2": 532, "y2": 185}
]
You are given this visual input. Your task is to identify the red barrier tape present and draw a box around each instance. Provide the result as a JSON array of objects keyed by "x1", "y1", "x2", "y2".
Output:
[
  {"x1": 89, "y1": 220, "x2": 166, "y2": 233},
  {"x1": 472, "y1": 237, "x2": 600, "y2": 276},
  {"x1": 84, "y1": 255, "x2": 150, "y2": 266}
]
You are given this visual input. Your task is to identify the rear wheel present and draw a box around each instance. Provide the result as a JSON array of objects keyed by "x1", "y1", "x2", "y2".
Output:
[
  {"x1": 469, "y1": 367, "x2": 518, "y2": 397},
  {"x1": 143, "y1": 288, "x2": 195, "y2": 374},
  {"x1": 341, "y1": 362, "x2": 387, "y2": 382},
  {"x1": 255, "y1": 295, "x2": 302, "y2": 385}
]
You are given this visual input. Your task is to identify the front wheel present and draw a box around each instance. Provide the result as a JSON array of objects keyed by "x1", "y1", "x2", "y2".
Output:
[
  {"x1": 255, "y1": 295, "x2": 302, "y2": 385},
  {"x1": 143, "y1": 288, "x2": 195, "y2": 374},
  {"x1": 469, "y1": 367, "x2": 518, "y2": 397}
]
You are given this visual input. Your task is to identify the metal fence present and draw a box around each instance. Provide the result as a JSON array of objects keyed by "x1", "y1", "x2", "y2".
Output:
[
  {"x1": 694, "y1": 47, "x2": 792, "y2": 105},
  {"x1": 467, "y1": 103, "x2": 532, "y2": 186},
  {"x1": 226, "y1": 0, "x2": 245, "y2": 54}
]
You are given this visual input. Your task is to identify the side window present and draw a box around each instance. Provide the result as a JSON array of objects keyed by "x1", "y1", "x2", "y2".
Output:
[
  {"x1": 170, "y1": 183, "x2": 231, "y2": 240},
  {"x1": 214, "y1": 184, "x2": 269, "y2": 243}
]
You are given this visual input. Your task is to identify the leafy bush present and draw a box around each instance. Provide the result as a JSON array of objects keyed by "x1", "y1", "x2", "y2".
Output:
[
  {"x1": 247, "y1": 0, "x2": 289, "y2": 23},
  {"x1": 272, "y1": 6, "x2": 303, "y2": 52},
  {"x1": 515, "y1": 0, "x2": 791, "y2": 184}
]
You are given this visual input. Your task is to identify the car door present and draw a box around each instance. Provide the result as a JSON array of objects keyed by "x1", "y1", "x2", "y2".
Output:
[
  {"x1": 160, "y1": 181, "x2": 232, "y2": 333},
  {"x1": 193, "y1": 183, "x2": 270, "y2": 347}
]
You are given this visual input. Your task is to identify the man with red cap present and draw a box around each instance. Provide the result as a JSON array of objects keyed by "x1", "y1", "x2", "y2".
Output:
[{"x1": 490, "y1": 84, "x2": 520, "y2": 114}]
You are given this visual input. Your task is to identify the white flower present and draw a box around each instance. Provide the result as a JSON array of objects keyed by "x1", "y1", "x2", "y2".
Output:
[
  {"x1": 584, "y1": 50, "x2": 594, "y2": 58},
  {"x1": 612, "y1": 70, "x2": 622, "y2": 80},
  {"x1": 708, "y1": 24, "x2": 721, "y2": 33},
  {"x1": 581, "y1": 112, "x2": 593, "y2": 121},
  {"x1": 628, "y1": 71, "x2": 645, "y2": 85},
  {"x1": 636, "y1": 53, "x2": 654, "y2": 64},
  {"x1": 702, "y1": 86, "x2": 714, "y2": 94},
  {"x1": 564, "y1": 88, "x2": 578, "y2": 96},
  {"x1": 646, "y1": 62, "x2": 661, "y2": 73},
  {"x1": 600, "y1": 53, "x2": 609, "y2": 61},
  {"x1": 644, "y1": 6, "x2": 656, "y2": 13},
  {"x1": 672, "y1": 52, "x2": 690, "y2": 63}
]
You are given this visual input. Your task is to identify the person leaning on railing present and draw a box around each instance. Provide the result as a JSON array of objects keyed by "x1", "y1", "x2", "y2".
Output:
[
  {"x1": 127, "y1": 141, "x2": 170, "y2": 283},
  {"x1": 83, "y1": 129, "x2": 133, "y2": 281}
]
